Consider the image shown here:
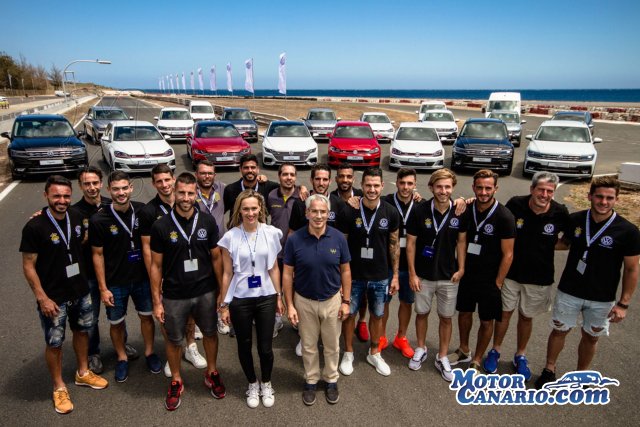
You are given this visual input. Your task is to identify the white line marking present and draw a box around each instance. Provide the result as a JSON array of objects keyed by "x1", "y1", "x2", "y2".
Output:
[{"x1": 0, "y1": 181, "x2": 20, "y2": 203}]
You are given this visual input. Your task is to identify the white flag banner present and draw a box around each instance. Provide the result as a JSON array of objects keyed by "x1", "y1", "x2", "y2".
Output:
[
  {"x1": 175, "y1": 74, "x2": 180, "y2": 92},
  {"x1": 169, "y1": 74, "x2": 174, "y2": 92},
  {"x1": 182, "y1": 72, "x2": 186, "y2": 92},
  {"x1": 190, "y1": 71, "x2": 195, "y2": 91},
  {"x1": 210, "y1": 66, "x2": 216, "y2": 91},
  {"x1": 158, "y1": 78, "x2": 162, "y2": 91},
  {"x1": 8, "y1": 73, "x2": 12, "y2": 89},
  {"x1": 278, "y1": 52, "x2": 286, "y2": 95},
  {"x1": 226, "y1": 63, "x2": 233, "y2": 93},
  {"x1": 244, "y1": 58, "x2": 254, "y2": 94},
  {"x1": 197, "y1": 68, "x2": 204, "y2": 91}
]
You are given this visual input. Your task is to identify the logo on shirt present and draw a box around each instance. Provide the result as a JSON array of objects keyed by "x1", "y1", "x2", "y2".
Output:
[
  {"x1": 379, "y1": 218, "x2": 389, "y2": 228},
  {"x1": 169, "y1": 231, "x2": 178, "y2": 243},
  {"x1": 484, "y1": 224, "x2": 494, "y2": 235},
  {"x1": 213, "y1": 192, "x2": 220, "y2": 202},
  {"x1": 543, "y1": 223, "x2": 555, "y2": 235},
  {"x1": 134, "y1": 218, "x2": 139, "y2": 228},
  {"x1": 450, "y1": 218, "x2": 459, "y2": 228},
  {"x1": 329, "y1": 211, "x2": 336, "y2": 221},
  {"x1": 50, "y1": 233, "x2": 60, "y2": 244},
  {"x1": 516, "y1": 218, "x2": 524, "y2": 229},
  {"x1": 82, "y1": 218, "x2": 89, "y2": 229},
  {"x1": 574, "y1": 227, "x2": 582, "y2": 238},
  {"x1": 109, "y1": 224, "x2": 119, "y2": 235},
  {"x1": 425, "y1": 218, "x2": 433, "y2": 229},
  {"x1": 600, "y1": 236, "x2": 613, "y2": 247},
  {"x1": 197, "y1": 228, "x2": 208, "y2": 240},
  {"x1": 330, "y1": 248, "x2": 337, "y2": 254},
  {"x1": 75, "y1": 225, "x2": 82, "y2": 237},
  {"x1": 355, "y1": 218, "x2": 363, "y2": 228},
  {"x1": 156, "y1": 214, "x2": 163, "y2": 220}
]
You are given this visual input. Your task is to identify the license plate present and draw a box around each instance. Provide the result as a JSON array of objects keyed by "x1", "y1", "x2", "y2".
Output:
[
  {"x1": 312, "y1": 132, "x2": 319, "y2": 137},
  {"x1": 283, "y1": 156, "x2": 300, "y2": 160},
  {"x1": 407, "y1": 158, "x2": 424, "y2": 163},
  {"x1": 139, "y1": 160, "x2": 157, "y2": 165},
  {"x1": 347, "y1": 156, "x2": 363, "y2": 161},
  {"x1": 40, "y1": 159, "x2": 63, "y2": 165},
  {"x1": 555, "y1": 163, "x2": 570, "y2": 168},
  {"x1": 169, "y1": 131, "x2": 184, "y2": 135},
  {"x1": 216, "y1": 156, "x2": 233, "y2": 161},
  {"x1": 473, "y1": 157, "x2": 492, "y2": 163}
]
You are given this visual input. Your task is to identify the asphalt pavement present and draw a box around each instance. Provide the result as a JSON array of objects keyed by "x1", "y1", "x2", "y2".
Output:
[{"x1": 0, "y1": 95, "x2": 638, "y2": 426}]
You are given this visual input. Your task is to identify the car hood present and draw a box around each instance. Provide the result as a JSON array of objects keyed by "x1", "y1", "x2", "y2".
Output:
[
  {"x1": 368, "y1": 123, "x2": 394, "y2": 132},
  {"x1": 330, "y1": 137, "x2": 379, "y2": 149},
  {"x1": 157, "y1": 119, "x2": 193, "y2": 127},
  {"x1": 392, "y1": 139, "x2": 443, "y2": 154},
  {"x1": 227, "y1": 119, "x2": 256, "y2": 125},
  {"x1": 430, "y1": 121, "x2": 457, "y2": 129},
  {"x1": 529, "y1": 140, "x2": 596, "y2": 155},
  {"x1": 110, "y1": 139, "x2": 172, "y2": 155},
  {"x1": 91, "y1": 119, "x2": 113, "y2": 129},
  {"x1": 192, "y1": 137, "x2": 248, "y2": 152},
  {"x1": 263, "y1": 136, "x2": 317, "y2": 151},
  {"x1": 506, "y1": 123, "x2": 522, "y2": 131},
  {"x1": 456, "y1": 136, "x2": 512, "y2": 148},
  {"x1": 10, "y1": 136, "x2": 84, "y2": 150}
]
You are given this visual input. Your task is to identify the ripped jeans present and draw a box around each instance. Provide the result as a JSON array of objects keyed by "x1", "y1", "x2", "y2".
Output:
[{"x1": 551, "y1": 290, "x2": 614, "y2": 337}]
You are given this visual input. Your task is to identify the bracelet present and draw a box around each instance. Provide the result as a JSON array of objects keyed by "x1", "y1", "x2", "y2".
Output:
[
  {"x1": 341, "y1": 299, "x2": 351, "y2": 305},
  {"x1": 617, "y1": 301, "x2": 629, "y2": 309},
  {"x1": 219, "y1": 303, "x2": 229, "y2": 309},
  {"x1": 276, "y1": 292, "x2": 282, "y2": 297}
]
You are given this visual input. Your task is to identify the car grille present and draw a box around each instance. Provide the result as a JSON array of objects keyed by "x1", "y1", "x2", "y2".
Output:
[
  {"x1": 462, "y1": 147, "x2": 504, "y2": 155},
  {"x1": 437, "y1": 128, "x2": 456, "y2": 133},
  {"x1": 25, "y1": 149, "x2": 78, "y2": 158},
  {"x1": 128, "y1": 153, "x2": 168, "y2": 158},
  {"x1": 530, "y1": 153, "x2": 581, "y2": 161},
  {"x1": 272, "y1": 151, "x2": 308, "y2": 161}
]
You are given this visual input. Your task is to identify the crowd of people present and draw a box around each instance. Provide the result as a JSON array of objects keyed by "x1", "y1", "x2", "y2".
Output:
[{"x1": 20, "y1": 153, "x2": 639, "y2": 414}]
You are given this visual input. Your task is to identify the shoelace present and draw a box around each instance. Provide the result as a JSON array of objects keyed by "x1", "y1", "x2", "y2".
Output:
[
  {"x1": 247, "y1": 384, "x2": 259, "y2": 397},
  {"x1": 169, "y1": 382, "x2": 181, "y2": 397}
]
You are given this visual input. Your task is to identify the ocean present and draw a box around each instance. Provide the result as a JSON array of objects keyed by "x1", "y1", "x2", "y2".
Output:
[{"x1": 137, "y1": 89, "x2": 640, "y2": 103}]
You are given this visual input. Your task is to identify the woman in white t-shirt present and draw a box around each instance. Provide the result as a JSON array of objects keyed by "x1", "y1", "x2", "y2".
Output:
[{"x1": 218, "y1": 190, "x2": 283, "y2": 409}]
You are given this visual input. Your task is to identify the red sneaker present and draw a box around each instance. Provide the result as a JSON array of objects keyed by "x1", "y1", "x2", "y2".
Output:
[
  {"x1": 204, "y1": 371, "x2": 226, "y2": 399},
  {"x1": 378, "y1": 336, "x2": 389, "y2": 352},
  {"x1": 165, "y1": 380, "x2": 184, "y2": 411},
  {"x1": 393, "y1": 335, "x2": 415, "y2": 359},
  {"x1": 356, "y1": 321, "x2": 369, "y2": 342}
]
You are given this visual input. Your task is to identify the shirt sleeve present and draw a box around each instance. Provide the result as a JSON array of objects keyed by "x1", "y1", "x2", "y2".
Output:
[
  {"x1": 217, "y1": 229, "x2": 233, "y2": 252},
  {"x1": 138, "y1": 205, "x2": 154, "y2": 236},
  {"x1": 89, "y1": 216, "x2": 104, "y2": 248},
  {"x1": 499, "y1": 207, "x2": 517, "y2": 239},
  {"x1": 288, "y1": 200, "x2": 305, "y2": 231},
  {"x1": 333, "y1": 199, "x2": 350, "y2": 233},
  {"x1": 208, "y1": 217, "x2": 219, "y2": 250},
  {"x1": 406, "y1": 207, "x2": 420, "y2": 236},
  {"x1": 283, "y1": 233, "x2": 296, "y2": 266},
  {"x1": 338, "y1": 233, "x2": 351, "y2": 264},
  {"x1": 149, "y1": 222, "x2": 164, "y2": 254},
  {"x1": 623, "y1": 222, "x2": 640, "y2": 256},
  {"x1": 19, "y1": 221, "x2": 40, "y2": 253},
  {"x1": 388, "y1": 205, "x2": 400, "y2": 233}
]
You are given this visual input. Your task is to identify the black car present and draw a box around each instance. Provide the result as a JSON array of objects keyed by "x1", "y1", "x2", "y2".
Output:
[
  {"x1": 2, "y1": 114, "x2": 88, "y2": 179},
  {"x1": 221, "y1": 108, "x2": 258, "y2": 143},
  {"x1": 551, "y1": 111, "x2": 594, "y2": 135},
  {"x1": 451, "y1": 118, "x2": 514, "y2": 175},
  {"x1": 83, "y1": 106, "x2": 132, "y2": 143}
]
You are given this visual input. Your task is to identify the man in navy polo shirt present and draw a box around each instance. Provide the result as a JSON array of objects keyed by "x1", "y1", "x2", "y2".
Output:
[{"x1": 283, "y1": 194, "x2": 351, "y2": 406}]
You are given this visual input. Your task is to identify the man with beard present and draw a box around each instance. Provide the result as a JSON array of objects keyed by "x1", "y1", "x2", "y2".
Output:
[
  {"x1": 21, "y1": 175, "x2": 108, "y2": 414},
  {"x1": 223, "y1": 154, "x2": 279, "y2": 214}
]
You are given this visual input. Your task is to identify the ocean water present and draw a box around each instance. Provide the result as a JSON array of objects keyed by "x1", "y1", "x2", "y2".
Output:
[{"x1": 138, "y1": 88, "x2": 640, "y2": 103}]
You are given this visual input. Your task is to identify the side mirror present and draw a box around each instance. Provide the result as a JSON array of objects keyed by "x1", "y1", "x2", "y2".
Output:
[
  {"x1": 525, "y1": 135, "x2": 533, "y2": 141},
  {"x1": 1, "y1": 131, "x2": 11, "y2": 139},
  {"x1": 153, "y1": 116, "x2": 159, "y2": 121},
  {"x1": 390, "y1": 120, "x2": 395, "y2": 124},
  {"x1": 101, "y1": 136, "x2": 110, "y2": 143},
  {"x1": 521, "y1": 120, "x2": 527, "y2": 124},
  {"x1": 259, "y1": 133, "x2": 265, "y2": 138},
  {"x1": 481, "y1": 107, "x2": 486, "y2": 114},
  {"x1": 164, "y1": 135, "x2": 171, "y2": 141},
  {"x1": 327, "y1": 133, "x2": 332, "y2": 139},
  {"x1": 593, "y1": 137, "x2": 602, "y2": 144},
  {"x1": 77, "y1": 131, "x2": 85, "y2": 137},
  {"x1": 129, "y1": 116, "x2": 134, "y2": 120},
  {"x1": 415, "y1": 110, "x2": 419, "y2": 114},
  {"x1": 337, "y1": 117, "x2": 342, "y2": 121}
]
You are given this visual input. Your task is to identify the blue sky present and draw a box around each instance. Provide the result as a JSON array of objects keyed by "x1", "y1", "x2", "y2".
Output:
[{"x1": 3, "y1": 0, "x2": 640, "y2": 89}]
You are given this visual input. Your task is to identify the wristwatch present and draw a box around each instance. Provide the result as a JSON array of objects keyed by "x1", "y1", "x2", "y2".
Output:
[
  {"x1": 341, "y1": 299, "x2": 351, "y2": 305},
  {"x1": 219, "y1": 302, "x2": 229, "y2": 309}
]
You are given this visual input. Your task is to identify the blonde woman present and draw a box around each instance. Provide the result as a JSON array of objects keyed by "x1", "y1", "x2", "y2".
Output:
[{"x1": 218, "y1": 190, "x2": 284, "y2": 408}]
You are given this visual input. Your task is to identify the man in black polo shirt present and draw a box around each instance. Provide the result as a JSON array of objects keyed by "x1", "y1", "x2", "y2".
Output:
[
  {"x1": 223, "y1": 154, "x2": 280, "y2": 214},
  {"x1": 483, "y1": 172, "x2": 569, "y2": 380},
  {"x1": 90, "y1": 171, "x2": 161, "y2": 383},
  {"x1": 449, "y1": 169, "x2": 515, "y2": 372},
  {"x1": 535, "y1": 175, "x2": 640, "y2": 389},
  {"x1": 21, "y1": 175, "x2": 108, "y2": 414},
  {"x1": 150, "y1": 173, "x2": 225, "y2": 410},
  {"x1": 283, "y1": 194, "x2": 351, "y2": 405},
  {"x1": 340, "y1": 167, "x2": 400, "y2": 377}
]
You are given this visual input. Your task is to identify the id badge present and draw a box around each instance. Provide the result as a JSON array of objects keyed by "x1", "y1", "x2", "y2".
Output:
[
  {"x1": 66, "y1": 263, "x2": 80, "y2": 278},
  {"x1": 127, "y1": 249, "x2": 142, "y2": 263},
  {"x1": 248, "y1": 275, "x2": 262, "y2": 288},
  {"x1": 467, "y1": 243, "x2": 481, "y2": 255},
  {"x1": 400, "y1": 237, "x2": 407, "y2": 248},
  {"x1": 184, "y1": 259, "x2": 199, "y2": 272},
  {"x1": 577, "y1": 259, "x2": 587, "y2": 275},
  {"x1": 422, "y1": 246, "x2": 435, "y2": 258},
  {"x1": 360, "y1": 247, "x2": 374, "y2": 259}
]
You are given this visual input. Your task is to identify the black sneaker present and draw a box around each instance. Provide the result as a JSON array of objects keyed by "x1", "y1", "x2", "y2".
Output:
[
  {"x1": 302, "y1": 383, "x2": 317, "y2": 406},
  {"x1": 125, "y1": 343, "x2": 139, "y2": 361},
  {"x1": 325, "y1": 382, "x2": 339, "y2": 404},
  {"x1": 535, "y1": 368, "x2": 556, "y2": 390}
]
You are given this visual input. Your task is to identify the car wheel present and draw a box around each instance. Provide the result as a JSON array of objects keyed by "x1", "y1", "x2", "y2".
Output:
[
  {"x1": 504, "y1": 162, "x2": 513, "y2": 176},
  {"x1": 83, "y1": 125, "x2": 91, "y2": 142},
  {"x1": 450, "y1": 156, "x2": 459, "y2": 172}
]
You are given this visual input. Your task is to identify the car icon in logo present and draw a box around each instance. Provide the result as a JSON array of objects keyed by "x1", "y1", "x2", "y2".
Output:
[{"x1": 542, "y1": 371, "x2": 620, "y2": 390}]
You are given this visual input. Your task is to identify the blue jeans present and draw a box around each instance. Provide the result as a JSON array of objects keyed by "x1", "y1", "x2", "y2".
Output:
[
  {"x1": 39, "y1": 293, "x2": 93, "y2": 348},
  {"x1": 350, "y1": 278, "x2": 390, "y2": 318},
  {"x1": 385, "y1": 270, "x2": 415, "y2": 304},
  {"x1": 106, "y1": 280, "x2": 153, "y2": 324}
]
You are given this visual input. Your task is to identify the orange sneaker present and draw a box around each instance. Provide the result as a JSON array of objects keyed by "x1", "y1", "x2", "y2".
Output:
[
  {"x1": 378, "y1": 336, "x2": 389, "y2": 352},
  {"x1": 393, "y1": 335, "x2": 414, "y2": 358},
  {"x1": 53, "y1": 387, "x2": 73, "y2": 414}
]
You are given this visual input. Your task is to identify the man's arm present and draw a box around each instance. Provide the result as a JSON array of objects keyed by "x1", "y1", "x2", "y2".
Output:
[
  {"x1": 22, "y1": 252, "x2": 59, "y2": 317},
  {"x1": 92, "y1": 246, "x2": 113, "y2": 307},
  {"x1": 212, "y1": 247, "x2": 223, "y2": 301},
  {"x1": 452, "y1": 231, "x2": 467, "y2": 283},
  {"x1": 218, "y1": 248, "x2": 234, "y2": 324},
  {"x1": 150, "y1": 250, "x2": 164, "y2": 323},
  {"x1": 338, "y1": 262, "x2": 352, "y2": 320},
  {"x1": 496, "y1": 238, "x2": 515, "y2": 289},
  {"x1": 388, "y1": 229, "x2": 400, "y2": 294},
  {"x1": 609, "y1": 254, "x2": 640, "y2": 322},
  {"x1": 282, "y1": 264, "x2": 296, "y2": 324},
  {"x1": 406, "y1": 234, "x2": 420, "y2": 291},
  {"x1": 141, "y1": 235, "x2": 152, "y2": 275}
]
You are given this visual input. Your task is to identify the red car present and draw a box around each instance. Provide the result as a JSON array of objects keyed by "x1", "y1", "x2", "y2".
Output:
[
  {"x1": 328, "y1": 121, "x2": 381, "y2": 167},
  {"x1": 187, "y1": 121, "x2": 251, "y2": 169}
]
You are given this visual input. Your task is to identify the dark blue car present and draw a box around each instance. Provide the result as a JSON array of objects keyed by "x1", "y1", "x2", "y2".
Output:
[
  {"x1": 221, "y1": 108, "x2": 258, "y2": 143},
  {"x1": 451, "y1": 118, "x2": 514, "y2": 175}
]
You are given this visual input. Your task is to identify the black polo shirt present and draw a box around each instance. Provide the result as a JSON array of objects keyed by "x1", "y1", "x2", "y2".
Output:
[
  {"x1": 283, "y1": 226, "x2": 351, "y2": 300},
  {"x1": 406, "y1": 198, "x2": 468, "y2": 281},
  {"x1": 223, "y1": 179, "x2": 279, "y2": 213},
  {"x1": 289, "y1": 193, "x2": 349, "y2": 233},
  {"x1": 150, "y1": 209, "x2": 219, "y2": 299},
  {"x1": 460, "y1": 201, "x2": 516, "y2": 286},
  {"x1": 506, "y1": 195, "x2": 570, "y2": 286},
  {"x1": 329, "y1": 187, "x2": 364, "y2": 200},
  {"x1": 346, "y1": 199, "x2": 400, "y2": 281},
  {"x1": 139, "y1": 194, "x2": 172, "y2": 236},
  {"x1": 71, "y1": 196, "x2": 112, "y2": 280},
  {"x1": 558, "y1": 210, "x2": 640, "y2": 302},
  {"x1": 89, "y1": 201, "x2": 147, "y2": 287},
  {"x1": 20, "y1": 209, "x2": 88, "y2": 304},
  {"x1": 383, "y1": 193, "x2": 423, "y2": 271}
]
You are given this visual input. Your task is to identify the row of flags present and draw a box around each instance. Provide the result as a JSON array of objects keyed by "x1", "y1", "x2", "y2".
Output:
[{"x1": 157, "y1": 53, "x2": 287, "y2": 95}]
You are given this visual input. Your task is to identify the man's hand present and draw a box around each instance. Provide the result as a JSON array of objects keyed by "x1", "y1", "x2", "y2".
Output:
[
  {"x1": 276, "y1": 298, "x2": 284, "y2": 315},
  {"x1": 299, "y1": 185, "x2": 309, "y2": 201},
  {"x1": 153, "y1": 303, "x2": 165, "y2": 323},
  {"x1": 38, "y1": 297, "x2": 59, "y2": 318},
  {"x1": 409, "y1": 274, "x2": 421, "y2": 292},
  {"x1": 257, "y1": 174, "x2": 268, "y2": 183},
  {"x1": 287, "y1": 305, "x2": 299, "y2": 327},
  {"x1": 338, "y1": 303, "x2": 350, "y2": 320},
  {"x1": 608, "y1": 305, "x2": 627, "y2": 323},
  {"x1": 451, "y1": 269, "x2": 464, "y2": 283},
  {"x1": 389, "y1": 276, "x2": 400, "y2": 295},
  {"x1": 412, "y1": 190, "x2": 422, "y2": 202},
  {"x1": 495, "y1": 281, "x2": 503, "y2": 290},
  {"x1": 347, "y1": 196, "x2": 361, "y2": 210},
  {"x1": 101, "y1": 289, "x2": 115, "y2": 307},
  {"x1": 220, "y1": 308, "x2": 231, "y2": 325},
  {"x1": 453, "y1": 198, "x2": 467, "y2": 216}
]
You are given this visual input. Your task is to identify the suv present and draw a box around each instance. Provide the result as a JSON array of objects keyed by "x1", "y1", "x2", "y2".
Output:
[
  {"x1": 261, "y1": 121, "x2": 318, "y2": 167},
  {"x1": 551, "y1": 111, "x2": 594, "y2": 135},
  {"x1": 3, "y1": 114, "x2": 88, "y2": 179},
  {"x1": 221, "y1": 108, "x2": 258, "y2": 143},
  {"x1": 154, "y1": 107, "x2": 194, "y2": 141},
  {"x1": 451, "y1": 118, "x2": 514, "y2": 175},
  {"x1": 421, "y1": 109, "x2": 458, "y2": 143},
  {"x1": 359, "y1": 112, "x2": 395, "y2": 143},
  {"x1": 303, "y1": 108, "x2": 339, "y2": 141},
  {"x1": 189, "y1": 100, "x2": 216, "y2": 122},
  {"x1": 487, "y1": 110, "x2": 526, "y2": 146},
  {"x1": 83, "y1": 106, "x2": 132, "y2": 143},
  {"x1": 416, "y1": 100, "x2": 447, "y2": 121},
  {"x1": 524, "y1": 120, "x2": 601, "y2": 178}
]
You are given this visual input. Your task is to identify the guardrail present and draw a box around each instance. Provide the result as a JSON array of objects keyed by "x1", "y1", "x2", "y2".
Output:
[{"x1": 0, "y1": 99, "x2": 69, "y2": 123}]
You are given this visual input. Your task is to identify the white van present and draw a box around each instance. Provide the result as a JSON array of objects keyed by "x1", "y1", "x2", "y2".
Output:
[
  {"x1": 189, "y1": 100, "x2": 216, "y2": 122},
  {"x1": 483, "y1": 92, "x2": 522, "y2": 116}
]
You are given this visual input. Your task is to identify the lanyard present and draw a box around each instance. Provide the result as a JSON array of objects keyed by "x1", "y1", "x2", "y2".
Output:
[
  {"x1": 430, "y1": 199, "x2": 452, "y2": 246},
  {"x1": 393, "y1": 193, "x2": 414, "y2": 227},
  {"x1": 110, "y1": 204, "x2": 137, "y2": 250},
  {"x1": 241, "y1": 224, "x2": 260, "y2": 276},
  {"x1": 171, "y1": 210, "x2": 199, "y2": 260},
  {"x1": 472, "y1": 200, "x2": 498, "y2": 243},
  {"x1": 360, "y1": 200, "x2": 380, "y2": 247},
  {"x1": 159, "y1": 205, "x2": 168, "y2": 215},
  {"x1": 583, "y1": 209, "x2": 617, "y2": 260},
  {"x1": 241, "y1": 181, "x2": 258, "y2": 192},
  {"x1": 197, "y1": 188, "x2": 215, "y2": 214},
  {"x1": 46, "y1": 209, "x2": 73, "y2": 264}
]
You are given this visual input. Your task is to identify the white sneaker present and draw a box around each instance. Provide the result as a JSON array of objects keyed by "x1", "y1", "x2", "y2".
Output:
[
  {"x1": 246, "y1": 382, "x2": 260, "y2": 408},
  {"x1": 194, "y1": 325, "x2": 203, "y2": 340},
  {"x1": 366, "y1": 350, "x2": 391, "y2": 376},
  {"x1": 217, "y1": 314, "x2": 230, "y2": 335},
  {"x1": 295, "y1": 340, "x2": 302, "y2": 357},
  {"x1": 260, "y1": 381, "x2": 275, "y2": 407},
  {"x1": 339, "y1": 352, "x2": 354, "y2": 376},
  {"x1": 408, "y1": 347, "x2": 428, "y2": 371},
  {"x1": 184, "y1": 343, "x2": 207, "y2": 369},
  {"x1": 435, "y1": 355, "x2": 454, "y2": 382},
  {"x1": 164, "y1": 361, "x2": 172, "y2": 378},
  {"x1": 273, "y1": 314, "x2": 284, "y2": 338}
]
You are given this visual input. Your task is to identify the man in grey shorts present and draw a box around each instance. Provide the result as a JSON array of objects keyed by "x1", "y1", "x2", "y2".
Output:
[{"x1": 150, "y1": 173, "x2": 225, "y2": 410}]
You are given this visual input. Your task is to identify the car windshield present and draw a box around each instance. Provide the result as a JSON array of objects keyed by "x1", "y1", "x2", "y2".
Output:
[
  {"x1": 224, "y1": 110, "x2": 252, "y2": 120},
  {"x1": 308, "y1": 111, "x2": 336, "y2": 121},
  {"x1": 161, "y1": 110, "x2": 191, "y2": 120},
  {"x1": 489, "y1": 112, "x2": 519, "y2": 123},
  {"x1": 460, "y1": 122, "x2": 507, "y2": 139},
  {"x1": 192, "y1": 105, "x2": 214, "y2": 114},
  {"x1": 535, "y1": 126, "x2": 591, "y2": 143},
  {"x1": 553, "y1": 114, "x2": 585, "y2": 123},
  {"x1": 362, "y1": 115, "x2": 390, "y2": 124},
  {"x1": 420, "y1": 104, "x2": 445, "y2": 113},
  {"x1": 423, "y1": 112, "x2": 454, "y2": 122},
  {"x1": 196, "y1": 125, "x2": 239, "y2": 138},
  {"x1": 95, "y1": 109, "x2": 129, "y2": 120},
  {"x1": 333, "y1": 126, "x2": 373, "y2": 139},
  {"x1": 14, "y1": 119, "x2": 75, "y2": 138},
  {"x1": 268, "y1": 124, "x2": 310, "y2": 137},
  {"x1": 114, "y1": 126, "x2": 163, "y2": 141},
  {"x1": 396, "y1": 127, "x2": 439, "y2": 141},
  {"x1": 488, "y1": 100, "x2": 518, "y2": 111}
]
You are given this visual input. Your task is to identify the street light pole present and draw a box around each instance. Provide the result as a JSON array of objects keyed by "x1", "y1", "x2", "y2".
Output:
[{"x1": 62, "y1": 59, "x2": 111, "y2": 102}]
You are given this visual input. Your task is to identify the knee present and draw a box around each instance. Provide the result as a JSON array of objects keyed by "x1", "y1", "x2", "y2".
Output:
[
  {"x1": 439, "y1": 316, "x2": 452, "y2": 325},
  {"x1": 582, "y1": 327, "x2": 602, "y2": 341}
]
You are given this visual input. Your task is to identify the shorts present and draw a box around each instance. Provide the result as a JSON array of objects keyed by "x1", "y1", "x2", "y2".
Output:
[
  {"x1": 502, "y1": 278, "x2": 552, "y2": 318},
  {"x1": 38, "y1": 293, "x2": 93, "y2": 348},
  {"x1": 414, "y1": 279, "x2": 458, "y2": 318},
  {"x1": 385, "y1": 270, "x2": 415, "y2": 304},
  {"x1": 163, "y1": 290, "x2": 218, "y2": 345},
  {"x1": 551, "y1": 290, "x2": 614, "y2": 337},
  {"x1": 350, "y1": 278, "x2": 389, "y2": 318},
  {"x1": 456, "y1": 282, "x2": 502, "y2": 321},
  {"x1": 106, "y1": 280, "x2": 153, "y2": 324}
]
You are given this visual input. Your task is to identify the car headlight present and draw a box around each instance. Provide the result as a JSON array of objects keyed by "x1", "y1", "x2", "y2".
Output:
[
  {"x1": 329, "y1": 145, "x2": 339, "y2": 153},
  {"x1": 194, "y1": 149, "x2": 206, "y2": 155},
  {"x1": 241, "y1": 148, "x2": 251, "y2": 154},
  {"x1": 453, "y1": 145, "x2": 466, "y2": 154},
  {"x1": 71, "y1": 147, "x2": 87, "y2": 155},
  {"x1": 305, "y1": 148, "x2": 316, "y2": 155},
  {"x1": 579, "y1": 154, "x2": 595, "y2": 161},
  {"x1": 391, "y1": 148, "x2": 405, "y2": 155},
  {"x1": 527, "y1": 150, "x2": 542, "y2": 158},
  {"x1": 263, "y1": 147, "x2": 273, "y2": 154},
  {"x1": 157, "y1": 126, "x2": 167, "y2": 131},
  {"x1": 114, "y1": 151, "x2": 130, "y2": 159},
  {"x1": 433, "y1": 150, "x2": 443, "y2": 157},
  {"x1": 500, "y1": 148, "x2": 513, "y2": 155},
  {"x1": 369, "y1": 147, "x2": 380, "y2": 154},
  {"x1": 162, "y1": 149, "x2": 174, "y2": 157},
  {"x1": 9, "y1": 149, "x2": 28, "y2": 158}
]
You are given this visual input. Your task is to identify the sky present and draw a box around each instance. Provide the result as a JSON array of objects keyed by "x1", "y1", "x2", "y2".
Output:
[{"x1": 3, "y1": 0, "x2": 640, "y2": 90}]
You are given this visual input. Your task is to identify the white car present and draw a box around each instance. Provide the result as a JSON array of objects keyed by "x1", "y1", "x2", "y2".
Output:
[
  {"x1": 101, "y1": 120, "x2": 175, "y2": 173},
  {"x1": 359, "y1": 112, "x2": 395, "y2": 143},
  {"x1": 189, "y1": 100, "x2": 216, "y2": 122},
  {"x1": 421, "y1": 109, "x2": 458, "y2": 143},
  {"x1": 524, "y1": 120, "x2": 601, "y2": 178},
  {"x1": 262, "y1": 121, "x2": 318, "y2": 167},
  {"x1": 389, "y1": 122, "x2": 444, "y2": 170},
  {"x1": 154, "y1": 107, "x2": 194, "y2": 141},
  {"x1": 416, "y1": 100, "x2": 447, "y2": 121}
]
